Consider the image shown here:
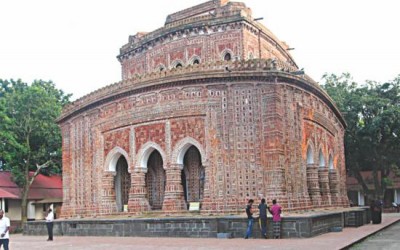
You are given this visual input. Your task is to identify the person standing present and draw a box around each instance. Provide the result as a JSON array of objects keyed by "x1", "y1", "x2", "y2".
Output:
[
  {"x1": 244, "y1": 199, "x2": 254, "y2": 239},
  {"x1": 269, "y1": 199, "x2": 282, "y2": 239},
  {"x1": 258, "y1": 198, "x2": 268, "y2": 239},
  {"x1": 0, "y1": 209, "x2": 10, "y2": 250},
  {"x1": 45, "y1": 208, "x2": 54, "y2": 241}
]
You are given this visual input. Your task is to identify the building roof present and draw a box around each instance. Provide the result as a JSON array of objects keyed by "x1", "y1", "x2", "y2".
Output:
[
  {"x1": 0, "y1": 189, "x2": 18, "y2": 199},
  {"x1": 0, "y1": 171, "x2": 62, "y2": 200}
]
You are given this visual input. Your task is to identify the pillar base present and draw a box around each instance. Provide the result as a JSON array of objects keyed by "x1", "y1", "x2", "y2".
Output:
[
  {"x1": 128, "y1": 198, "x2": 151, "y2": 213},
  {"x1": 162, "y1": 197, "x2": 187, "y2": 212}
]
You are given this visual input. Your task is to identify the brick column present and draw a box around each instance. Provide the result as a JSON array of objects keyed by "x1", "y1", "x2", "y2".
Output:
[
  {"x1": 328, "y1": 169, "x2": 341, "y2": 206},
  {"x1": 263, "y1": 84, "x2": 287, "y2": 208},
  {"x1": 306, "y1": 164, "x2": 321, "y2": 207},
  {"x1": 318, "y1": 168, "x2": 331, "y2": 206},
  {"x1": 266, "y1": 166, "x2": 287, "y2": 199},
  {"x1": 162, "y1": 163, "x2": 186, "y2": 211},
  {"x1": 128, "y1": 167, "x2": 150, "y2": 212},
  {"x1": 101, "y1": 172, "x2": 117, "y2": 215}
]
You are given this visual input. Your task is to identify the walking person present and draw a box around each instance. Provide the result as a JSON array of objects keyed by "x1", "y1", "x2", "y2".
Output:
[
  {"x1": 244, "y1": 199, "x2": 254, "y2": 239},
  {"x1": 258, "y1": 198, "x2": 268, "y2": 239},
  {"x1": 0, "y1": 209, "x2": 10, "y2": 250},
  {"x1": 45, "y1": 208, "x2": 54, "y2": 241},
  {"x1": 269, "y1": 199, "x2": 282, "y2": 239}
]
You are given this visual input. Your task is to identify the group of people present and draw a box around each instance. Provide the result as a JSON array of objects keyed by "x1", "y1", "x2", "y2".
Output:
[
  {"x1": 0, "y1": 207, "x2": 54, "y2": 249},
  {"x1": 245, "y1": 198, "x2": 282, "y2": 239},
  {"x1": 2, "y1": 200, "x2": 281, "y2": 244}
]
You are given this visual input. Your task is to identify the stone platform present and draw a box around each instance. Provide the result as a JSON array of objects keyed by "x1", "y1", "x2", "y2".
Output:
[{"x1": 24, "y1": 207, "x2": 370, "y2": 239}]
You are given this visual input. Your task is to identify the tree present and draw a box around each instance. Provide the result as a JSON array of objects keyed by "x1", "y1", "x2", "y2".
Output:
[
  {"x1": 0, "y1": 79, "x2": 70, "y2": 224},
  {"x1": 322, "y1": 73, "x2": 400, "y2": 201}
]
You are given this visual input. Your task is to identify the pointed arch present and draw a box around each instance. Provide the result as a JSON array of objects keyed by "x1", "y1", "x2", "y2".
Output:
[
  {"x1": 157, "y1": 64, "x2": 166, "y2": 72},
  {"x1": 114, "y1": 156, "x2": 130, "y2": 212},
  {"x1": 171, "y1": 137, "x2": 206, "y2": 165},
  {"x1": 171, "y1": 60, "x2": 184, "y2": 69},
  {"x1": 136, "y1": 141, "x2": 167, "y2": 169},
  {"x1": 146, "y1": 150, "x2": 165, "y2": 209},
  {"x1": 319, "y1": 149, "x2": 326, "y2": 168},
  {"x1": 328, "y1": 154, "x2": 334, "y2": 170},
  {"x1": 306, "y1": 143, "x2": 314, "y2": 165},
  {"x1": 221, "y1": 49, "x2": 233, "y2": 61},
  {"x1": 189, "y1": 56, "x2": 201, "y2": 65},
  {"x1": 104, "y1": 146, "x2": 130, "y2": 173}
]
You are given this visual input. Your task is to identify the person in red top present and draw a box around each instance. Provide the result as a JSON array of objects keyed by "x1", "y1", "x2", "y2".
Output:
[{"x1": 269, "y1": 199, "x2": 282, "y2": 239}]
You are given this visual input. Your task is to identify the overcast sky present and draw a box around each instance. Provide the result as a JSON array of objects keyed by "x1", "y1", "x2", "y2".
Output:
[{"x1": 1, "y1": 0, "x2": 399, "y2": 100}]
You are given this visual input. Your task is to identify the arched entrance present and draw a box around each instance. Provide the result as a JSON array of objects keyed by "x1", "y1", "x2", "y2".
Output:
[
  {"x1": 182, "y1": 146, "x2": 204, "y2": 204},
  {"x1": 307, "y1": 145, "x2": 313, "y2": 164},
  {"x1": 319, "y1": 149, "x2": 325, "y2": 168},
  {"x1": 114, "y1": 156, "x2": 130, "y2": 212},
  {"x1": 146, "y1": 150, "x2": 165, "y2": 210}
]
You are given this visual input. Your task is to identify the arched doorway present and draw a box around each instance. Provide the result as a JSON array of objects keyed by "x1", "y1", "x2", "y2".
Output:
[
  {"x1": 182, "y1": 146, "x2": 204, "y2": 204},
  {"x1": 319, "y1": 149, "x2": 325, "y2": 168},
  {"x1": 114, "y1": 156, "x2": 130, "y2": 212},
  {"x1": 146, "y1": 150, "x2": 165, "y2": 210},
  {"x1": 328, "y1": 155, "x2": 334, "y2": 170},
  {"x1": 307, "y1": 145, "x2": 314, "y2": 164},
  {"x1": 224, "y1": 52, "x2": 232, "y2": 61}
]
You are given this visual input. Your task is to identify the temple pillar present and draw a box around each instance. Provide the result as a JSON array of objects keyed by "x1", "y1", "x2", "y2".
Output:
[
  {"x1": 328, "y1": 169, "x2": 340, "y2": 206},
  {"x1": 162, "y1": 163, "x2": 186, "y2": 211},
  {"x1": 266, "y1": 165, "x2": 288, "y2": 207},
  {"x1": 128, "y1": 167, "x2": 150, "y2": 212},
  {"x1": 263, "y1": 85, "x2": 287, "y2": 209},
  {"x1": 307, "y1": 163, "x2": 321, "y2": 207},
  {"x1": 318, "y1": 168, "x2": 331, "y2": 206},
  {"x1": 101, "y1": 172, "x2": 117, "y2": 214}
]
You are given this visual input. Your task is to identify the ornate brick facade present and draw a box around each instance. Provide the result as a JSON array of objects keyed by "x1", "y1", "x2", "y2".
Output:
[{"x1": 58, "y1": 0, "x2": 348, "y2": 218}]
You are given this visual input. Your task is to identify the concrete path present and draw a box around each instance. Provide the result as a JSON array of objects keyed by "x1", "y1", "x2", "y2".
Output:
[
  {"x1": 349, "y1": 219, "x2": 400, "y2": 250},
  {"x1": 9, "y1": 213, "x2": 400, "y2": 250}
]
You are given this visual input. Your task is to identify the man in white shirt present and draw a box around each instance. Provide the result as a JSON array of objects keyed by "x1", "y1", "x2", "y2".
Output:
[
  {"x1": 45, "y1": 208, "x2": 54, "y2": 241},
  {"x1": 0, "y1": 209, "x2": 10, "y2": 250}
]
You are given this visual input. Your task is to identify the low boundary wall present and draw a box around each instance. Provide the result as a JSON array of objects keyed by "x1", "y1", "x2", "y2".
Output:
[{"x1": 24, "y1": 208, "x2": 370, "y2": 238}]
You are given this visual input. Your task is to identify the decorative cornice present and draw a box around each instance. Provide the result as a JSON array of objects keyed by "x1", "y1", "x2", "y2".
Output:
[{"x1": 58, "y1": 59, "x2": 346, "y2": 128}]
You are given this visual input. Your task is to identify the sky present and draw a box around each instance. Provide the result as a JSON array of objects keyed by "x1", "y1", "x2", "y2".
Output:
[{"x1": 1, "y1": 0, "x2": 400, "y2": 100}]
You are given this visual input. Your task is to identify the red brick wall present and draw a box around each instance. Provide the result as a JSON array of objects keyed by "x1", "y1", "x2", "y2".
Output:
[
  {"x1": 135, "y1": 123, "x2": 166, "y2": 154},
  {"x1": 170, "y1": 118, "x2": 205, "y2": 148},
  {"x1": 104, "y1": 128, "x2": 130, "y2": 156}
]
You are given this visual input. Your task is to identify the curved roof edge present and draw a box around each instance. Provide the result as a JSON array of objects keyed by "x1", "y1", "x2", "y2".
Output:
[{"x1": 58, "y1": 59, "x2": 346, "y2": 128}]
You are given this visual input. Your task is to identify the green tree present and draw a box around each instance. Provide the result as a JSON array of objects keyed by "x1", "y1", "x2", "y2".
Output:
[
  {"x1": 0, "y1": 79, "x2": 70, "y2": 224},
  {"x1": 322, "y1": 73, "x2": 400, "y2": 201}
]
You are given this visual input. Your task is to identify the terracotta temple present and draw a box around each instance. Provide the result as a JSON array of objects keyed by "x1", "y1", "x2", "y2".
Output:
[{"x1": 57, "y1": 0, "x2": 349, "y2": 218}]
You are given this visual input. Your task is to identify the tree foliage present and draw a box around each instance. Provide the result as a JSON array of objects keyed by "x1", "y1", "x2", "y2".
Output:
[
  {"x1": 0, "y1": 78, "x2": 70, "y2": 223},
  {"x1": 322, "y1": 73, "x2": 400, "y2": 200}
]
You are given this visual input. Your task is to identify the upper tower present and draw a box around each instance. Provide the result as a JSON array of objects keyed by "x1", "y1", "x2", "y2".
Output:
[{"x1": 117, "y1": 0, "x2": 298, "y2": 80}]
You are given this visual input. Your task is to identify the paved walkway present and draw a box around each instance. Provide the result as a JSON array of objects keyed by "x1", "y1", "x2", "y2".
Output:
[
  {"x1": 349, "y1": 218, "x2": 400, "y2": 250},
  {"x1": 9, "y1": 213, "x2": 400, "y2": 250}
]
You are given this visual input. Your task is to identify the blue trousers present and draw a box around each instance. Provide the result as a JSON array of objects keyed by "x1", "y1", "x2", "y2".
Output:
[
  {"x1": 0, "y1": 238, "x2": 9, "y2": 250},
  {"x1": 259, "y1": 217, "x2": 267, "y2": 237},
  {"x1": 245, "y1": 218, "x2": 254, "y2": 238},
  {"x1": 47, "y1": 222, "x2": 54, "y2": 240}
]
